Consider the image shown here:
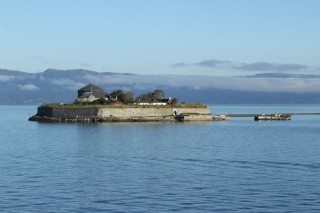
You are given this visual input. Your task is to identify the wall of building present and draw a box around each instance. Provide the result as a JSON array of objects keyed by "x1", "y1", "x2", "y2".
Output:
[
  {"x1": 37, "y1": 106, "x2": 211, "y2": 119},
  {"x1": 38, "y1": 107, "x2": 99, "y2": 119},
  {"x1": 98, "y1": 108, "x2": 174, "y2": 118}
]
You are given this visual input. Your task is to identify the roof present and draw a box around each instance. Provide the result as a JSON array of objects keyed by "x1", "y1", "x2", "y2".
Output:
[{"x1": 78, "y1": 84, "x2": 105, "y2": 92}]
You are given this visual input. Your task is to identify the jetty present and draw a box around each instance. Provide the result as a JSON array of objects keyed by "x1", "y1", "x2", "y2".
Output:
[
  {"x1": 227, "y1": 112, "x2": 320, "y2": 117},
  {"x1": 226, "y1": 112, "x2": 320, "y2": 121},
  {"x1": 254, "y1": 114, "x2": 291, "y2": 121}
]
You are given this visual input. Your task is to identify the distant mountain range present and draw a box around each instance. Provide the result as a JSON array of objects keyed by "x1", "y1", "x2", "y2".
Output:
[{"x1": 1, "y1": 68, "x2": 320, "y2": 104}]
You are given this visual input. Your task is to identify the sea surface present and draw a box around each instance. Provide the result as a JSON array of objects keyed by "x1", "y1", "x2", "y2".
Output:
[{"x1": 0, "y1": 105, "x2": 320, "y2": 212}]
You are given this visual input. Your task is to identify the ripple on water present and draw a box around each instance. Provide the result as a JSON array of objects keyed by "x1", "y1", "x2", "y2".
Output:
[{"x1": 1, "y1": 105, "x2": 320, "y2": 212}]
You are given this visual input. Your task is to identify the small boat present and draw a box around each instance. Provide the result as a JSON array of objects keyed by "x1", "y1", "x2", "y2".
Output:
[{"x1": 254, "y1": 114, "x2": 291, "y2": 121}]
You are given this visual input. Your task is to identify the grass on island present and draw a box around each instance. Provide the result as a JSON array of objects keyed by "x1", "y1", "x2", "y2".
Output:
[{"x1": 40, "y1": 103, "x2": 207, "y2": 109}]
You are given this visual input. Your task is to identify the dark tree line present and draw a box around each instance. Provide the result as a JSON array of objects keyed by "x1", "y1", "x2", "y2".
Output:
[
  {"x1": 110, "y1": 90, "x2": 134, "y2": 104},
  {"x1": 76, "y1": 89, "x2": 177, "y2": 105},
  {"x1": 110, "y1": 89, "x2": 179, "y2": 104},
  {"x1": 135, "y1": 90, "x2": 165, "y2": 102}
]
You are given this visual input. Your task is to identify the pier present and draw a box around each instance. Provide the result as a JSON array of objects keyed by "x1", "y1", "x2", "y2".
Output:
[{"x1": 227, "y1": 112, "x2": 320, "y2": 117}]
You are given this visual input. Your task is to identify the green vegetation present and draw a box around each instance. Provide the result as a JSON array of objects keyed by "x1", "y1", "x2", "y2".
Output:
[
  {"x1": 42, "y1": 88, "x2": 206, "y2": 108},
  {"x1": 135, "y1": 90, "x2": 165, "y2": 102},
  {"x1": 110, "y1": 90, "x2": 134, "y2": 104},
  {"x1": 40, "y1": 103, "x2": 207, "y2": 109}
]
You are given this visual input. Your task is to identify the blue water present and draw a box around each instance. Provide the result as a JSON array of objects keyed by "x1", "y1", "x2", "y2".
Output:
[{"x1": 1, "y1": 105, "x2": 320, "y2": 212}]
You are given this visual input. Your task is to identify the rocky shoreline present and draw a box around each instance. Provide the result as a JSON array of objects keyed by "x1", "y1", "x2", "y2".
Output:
[{"x1": 29, "y1": 115, "x2": 178, "y2": 122}]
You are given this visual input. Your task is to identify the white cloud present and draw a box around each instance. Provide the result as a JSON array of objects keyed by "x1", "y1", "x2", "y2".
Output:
[
  {"x1": 50, "y1": 79, "x2": 85, "y2": 90},
  {"x1": 18, "y1": 84, "x2": 39, "y2": 91},
  {"x1": 0, "y1": 75, "x2": 15, "y2": 82},
  {"x1": 207, "y1": 77, "x2": 320, "y2": 93}
]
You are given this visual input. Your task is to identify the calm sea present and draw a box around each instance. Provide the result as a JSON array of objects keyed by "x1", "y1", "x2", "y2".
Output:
[{"x1": 0, "y1": 105, "x2": 320, "y2": 212}]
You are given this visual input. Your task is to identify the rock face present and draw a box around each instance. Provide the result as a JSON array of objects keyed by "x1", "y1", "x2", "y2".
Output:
[{"x1": 29, "y1": 106, "x2": 213, "y2": 122}]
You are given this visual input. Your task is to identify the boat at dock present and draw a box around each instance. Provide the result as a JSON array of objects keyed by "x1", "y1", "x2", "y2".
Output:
[{"x1": 254, "y1": 114, "x2": 291, "y2": 121}]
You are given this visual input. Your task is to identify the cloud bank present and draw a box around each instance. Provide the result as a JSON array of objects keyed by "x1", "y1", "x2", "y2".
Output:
[
  {"x1": 50, "y1": 78, "x2": 86, "y2": 90},
  {"x1": 235, "y1": 62, "x2": 308, "y2": 71},
  {"x1": 83, "y1": 74, "x2": 320, "y2": 93},
  {"x1": 195, "y1": 59, "x2": 233, "y2": 68},
  {"x1": 0, "y1": 75, "x2": 15, "y2": 82},
  {"x1": 172, "y1": 59, "x2": 314, "y2": 72},
  {"x1": 18, "y1": 84, "x2": 39, "y2": 91}
]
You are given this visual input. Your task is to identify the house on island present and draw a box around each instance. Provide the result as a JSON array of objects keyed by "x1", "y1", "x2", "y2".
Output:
[{"x1": 77, "y1": 84, "x2": 109, "y2": 102}]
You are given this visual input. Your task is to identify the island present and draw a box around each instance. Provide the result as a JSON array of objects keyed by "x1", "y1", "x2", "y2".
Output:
[{"x1": 29, "y1": 84, "x2": 226, "y2": 123}]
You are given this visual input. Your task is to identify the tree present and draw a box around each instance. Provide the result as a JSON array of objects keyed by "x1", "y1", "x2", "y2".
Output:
[
  {"x1": 171, "y1": 98, "x2": 178, "y2": 105},
  {"x1": 135, "y1": 93, "x2": 150, "y2": 102},
  {"x1": 119, "y1": 92, "x2": 134, "y2": 104},
  {"x1": 110, "y1": 90, "x2": 123, "y2": 100},
  {"x1": 110, "y1": 90, "x2": 134, "y2": 104},
  {"x1": 135, "y1": 89, "x2": 166, "y2": 103},
  {"x1": 151, "y1": 90, "x2": 165, "y2": 101}
]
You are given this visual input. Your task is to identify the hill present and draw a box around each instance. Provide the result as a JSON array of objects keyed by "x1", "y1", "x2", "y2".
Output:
[{"x1": 1, "y1": 69, "x2": 320, "y2": 104}]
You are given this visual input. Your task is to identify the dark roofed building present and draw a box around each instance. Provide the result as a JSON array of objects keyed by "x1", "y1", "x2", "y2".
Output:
[{"x1": 77, "y1": 84, "x2": 108, "y2": 102}]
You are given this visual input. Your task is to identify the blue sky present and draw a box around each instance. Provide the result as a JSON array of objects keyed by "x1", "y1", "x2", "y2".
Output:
[{"x1": 1, "y1": 0, "x2": 320, "y2": 76}]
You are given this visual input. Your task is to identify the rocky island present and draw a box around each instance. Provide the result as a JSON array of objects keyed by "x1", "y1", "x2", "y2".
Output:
[{"x1": 29, "y1": 84, "x2": 217, "y2": 123}]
